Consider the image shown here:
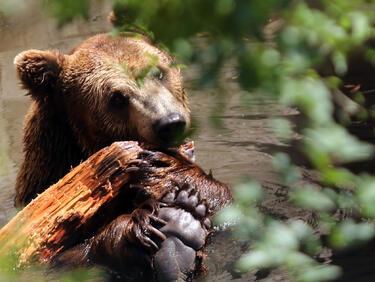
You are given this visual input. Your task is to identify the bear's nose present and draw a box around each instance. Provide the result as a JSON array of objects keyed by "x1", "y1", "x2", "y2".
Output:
[{"x1": 153, "y1": 113, "x2": 186, "y2": 145}]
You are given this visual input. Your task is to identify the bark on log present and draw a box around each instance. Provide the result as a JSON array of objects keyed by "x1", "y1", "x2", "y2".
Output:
[
  {"x1": 0, "y1": 141, "x2": 140, "y2": 265},
  {"x1": 0, "y1": 141, "x2": 231, "y2": 267}
]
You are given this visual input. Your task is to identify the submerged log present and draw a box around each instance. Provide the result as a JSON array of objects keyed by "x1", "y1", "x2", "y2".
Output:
[{"x1": 0, "y1": 141, "x2": 231, "y2": 267}]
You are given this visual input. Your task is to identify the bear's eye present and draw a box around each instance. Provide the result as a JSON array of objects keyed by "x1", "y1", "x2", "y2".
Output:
[
  {"x1": 153, "y1": 69, "x2": 165, "y2": 81},
  {"x1": 109, "y1": 91, "x2": 129, "y2": 110}
]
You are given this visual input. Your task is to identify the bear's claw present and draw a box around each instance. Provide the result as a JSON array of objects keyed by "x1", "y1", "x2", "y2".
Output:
[
  {"x1": 130, "y1": 195, "x2": 168, "y2": 251},
  {"x1": 130, "y1": 207, "x2": 167, "y2": 251}
]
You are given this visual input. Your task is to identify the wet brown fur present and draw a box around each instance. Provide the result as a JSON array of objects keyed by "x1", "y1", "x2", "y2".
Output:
[
  {"x1": 136, "y1": 148, "x2": 232, "y2": 214},
  {"x1": 14, "y1": 34, "x2": 231, "y2": 280},
  {"x1": 14, "y1": 34, "x2": 190, "y2": 207}
]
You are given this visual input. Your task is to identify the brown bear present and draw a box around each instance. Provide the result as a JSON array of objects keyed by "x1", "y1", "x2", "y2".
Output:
[
  {"x1": 14, "y1": 33, "x2": 232, "y2": 281},
  {"x1": 14, "y1": 33, "x2": 190, "y2": 207}
]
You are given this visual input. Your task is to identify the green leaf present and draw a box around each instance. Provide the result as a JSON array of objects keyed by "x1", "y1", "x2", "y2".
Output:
[
  {"x1": 214, "y1": 205, "x2": 242, "y2": 225},
  {"x1": 297, "y1": 265, "x2": 341, "y2": 282},
  {"x1": 349, "y1": 11, "x2": 371, "y2": 43},
  {"x1": 233, "y1": 182, "x2": 263, "y2": 205},
  {"x1": 269, "y1": 118, "x2": 293, "y2": 143},
  {"x1": 44, "y1": 0, "x2": 90, "y2": 27},
  {"x1": 291, "y1": 186, "x2": 336, "y2": 212},
  {"x1": 215, "y1": 0, "x2": 235, "y2": 16},
  {"x1": 173, "y1": 38, "x2": 193, "y2": 60},
  {"x1": 280, "y1": 77, "x2": 333, "y2": 126},
  {"x1": 236, "y1": 250, "x2": 278, "y2": 272},
  {"x1": 284, "y1": 251, "x2": 314, "y2": 268},
  {"x1": 304, "y1": 125, "x2": 374, "y2": 163},
  {"x1": 332, "y1": 51, "x2": 347, "y2": 75},
  {"x1": 357, "y1": 178, "x2": 375, "y2": 218},
  {"x1": 321, "y1": 167, "x2": 355, "y2": 187},
  {"x1": 264, "y1": 222, "x2": 299, "y2": 251},
  {"x1": 273, "y1": 153, "x2": 301, "y2": 185},
  {"x1": 329, "y1": 221, "x2": 375, "y2": 249}
]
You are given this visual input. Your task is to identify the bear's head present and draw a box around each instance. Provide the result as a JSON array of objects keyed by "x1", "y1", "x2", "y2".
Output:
[{"x1": 14, "y1": 34, "x2": 190, "y2": 155}]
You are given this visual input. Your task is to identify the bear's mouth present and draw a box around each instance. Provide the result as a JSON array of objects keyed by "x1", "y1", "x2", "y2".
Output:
[{"x1": 140, "y1": 141, "x2": 195, "y2": 162}]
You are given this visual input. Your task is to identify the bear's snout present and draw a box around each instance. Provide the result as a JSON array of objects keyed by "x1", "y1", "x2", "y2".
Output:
[{"x1": 153, "y1": 113, "x2": 186, "y2": 146}]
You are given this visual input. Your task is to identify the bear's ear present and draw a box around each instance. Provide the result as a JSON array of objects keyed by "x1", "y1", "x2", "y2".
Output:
[{"x1": 14, "y1": 49, "x2": 65, "y2": 98}]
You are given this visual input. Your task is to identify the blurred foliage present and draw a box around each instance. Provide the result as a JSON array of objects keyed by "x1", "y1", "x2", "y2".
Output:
[
  {"x1": 42, "y1": 0, "x2": 89, "y2": 26},
  {"x1": 0, "y1": 243, "x2": 104, "y2": 282},
  {"x1": 3, "y1": 0, "x2": 375, "y2": 281},
  {"x1": 109, "y1": 0, "x2": 375, "y2": 280}
]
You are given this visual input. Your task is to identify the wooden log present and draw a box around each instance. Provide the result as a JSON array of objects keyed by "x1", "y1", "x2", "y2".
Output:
[
  {"x1": 0, "y1": 141, "x2": 141, "y2": 265},
  {"x1": 0, "y1": 141, "x2": 231, "y2": 267}
]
